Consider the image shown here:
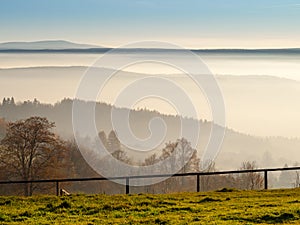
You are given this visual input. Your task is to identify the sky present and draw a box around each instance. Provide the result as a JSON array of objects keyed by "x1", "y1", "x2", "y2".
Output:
[{"x1": 0, "y1": 0, "x2": 300, "y2": 48}]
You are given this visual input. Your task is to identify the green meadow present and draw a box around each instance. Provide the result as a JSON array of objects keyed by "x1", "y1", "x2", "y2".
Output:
[{"x1": 0, "y1": 188, "x2": 300, "y2": 224}]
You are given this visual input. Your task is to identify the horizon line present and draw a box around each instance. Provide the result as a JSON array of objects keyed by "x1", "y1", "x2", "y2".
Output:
[{"x1": 0, "y1": 40, "x2": 299, "y2": 51}]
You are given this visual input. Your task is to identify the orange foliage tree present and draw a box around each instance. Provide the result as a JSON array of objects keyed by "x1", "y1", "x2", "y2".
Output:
[{"x1": 0, "y1": 116, "x2": 71, "y2": 196}]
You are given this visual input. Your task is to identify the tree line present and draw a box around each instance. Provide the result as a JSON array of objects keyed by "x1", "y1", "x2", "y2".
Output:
[
  {"x1": 2, "y1": 97, "x2": 300, "y2": 172},
  {"x1": 0, "y1": 116, "x2": 299, "y2": 196}
]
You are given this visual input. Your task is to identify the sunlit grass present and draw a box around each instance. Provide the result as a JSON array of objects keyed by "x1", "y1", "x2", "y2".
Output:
[{"x1": 0, "y1": 188, "x2": 299, "y2": 224}]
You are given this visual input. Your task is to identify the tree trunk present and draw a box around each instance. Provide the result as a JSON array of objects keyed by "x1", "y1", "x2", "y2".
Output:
[{"x1": 23, "y1": 182, "x2": 30, "y2": 196}]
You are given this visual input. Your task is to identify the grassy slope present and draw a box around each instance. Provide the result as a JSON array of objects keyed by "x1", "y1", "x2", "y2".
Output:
[{"x1": 0, "y1": 189, "x2": 300, "y2": 224}]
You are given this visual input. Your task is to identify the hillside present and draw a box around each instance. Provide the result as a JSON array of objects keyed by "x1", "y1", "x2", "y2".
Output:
[
  {"x1": 0, "y1": 98, "x2": 299, "y2": 170},
  {"x1": 1, "y1": 66, "x2": 300, "y2": 137}
]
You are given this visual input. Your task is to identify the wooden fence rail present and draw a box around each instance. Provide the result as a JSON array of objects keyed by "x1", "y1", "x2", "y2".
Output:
[{"x1": 1, "y1": 166, "x2": 300, "y2": 196}]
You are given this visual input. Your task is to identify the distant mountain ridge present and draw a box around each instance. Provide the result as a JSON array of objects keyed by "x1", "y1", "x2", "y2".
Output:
[
  {"x1": 0, "y1": 40, "x2": 299, "y2": 54},
  {"x1": 0, "y1": 40, "x2": 101, "y2": 50}
]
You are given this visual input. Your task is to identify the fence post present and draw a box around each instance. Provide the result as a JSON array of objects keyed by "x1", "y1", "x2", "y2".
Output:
[
  {"x1": 196, "y1": 174, "x2": 200, "y2": 192},
  {"x1": 126, "y1": 177, "x2": 130, "y2": 194},
  {"x1": 56, "y1": 181, "x2": 60, "y2": 196},
  {"x1": 264, "y1": 170, "x2": 268, "y2": 190}
]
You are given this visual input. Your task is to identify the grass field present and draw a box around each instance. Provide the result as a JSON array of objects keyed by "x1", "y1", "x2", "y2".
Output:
[{"x1": 0, "y1": 188, "x2": 300, "y2": 224}]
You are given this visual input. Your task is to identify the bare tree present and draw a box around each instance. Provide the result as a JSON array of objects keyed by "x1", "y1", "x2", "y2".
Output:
[
  {"x1": 0, "y1": 116, "x2": 69, "y2": 196},
  {"x1": 158, "y1": 138, "x2": 200, "y2": 192},
  {"x1": 200, "y1": 160, "x2": 216, "y2": 191},
  {"x1": 237, "y1": 161, "x2": 264, "y2": 190},
  {"x1": 295, "y1": 171, "x2": 300, "y2": 188},
  {"x1": 293, "y1": 162, "x2": 300, "y2": 188},
  {"x1": 159, "y1": 138, "x2": 200, "y2": 173},
  {"x1": 143, "y1": 153, "x2": 159, "y2": 166}
]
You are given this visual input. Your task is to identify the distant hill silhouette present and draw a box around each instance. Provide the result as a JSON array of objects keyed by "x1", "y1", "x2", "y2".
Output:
[
  {"x1": 0, "y1": 40, "x2": 299, "y2": 54},
  {"x1": 0, "y1": 40, "x2": 101, "y2": 50}
]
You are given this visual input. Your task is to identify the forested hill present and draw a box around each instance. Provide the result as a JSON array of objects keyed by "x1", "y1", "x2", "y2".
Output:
[{"x1": 0, "y1": 98, "x2": 299, "y2": 170}]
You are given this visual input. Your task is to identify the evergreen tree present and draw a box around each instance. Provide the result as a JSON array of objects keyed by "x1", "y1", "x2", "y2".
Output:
[
  {"x1": 33, "y1": 98, "x2": 39, "y2": 105},
  {"x1": 278, "y1": 164, "x2": 295, "y2": 188},
  {"x1": 107, "y1": 130, "x2": 120, "y2": 153},
  {"x1": 107, "y1": 130, "x2": 130, "y2": 163},
  {"x1": 261, "y1": 151, "x2": 273, "y2": 167},
  {"x1": 2, "y1": 98, "x2": 7, "y2": 105},
  {"x1": 10, "y1": 97, "x2": 15, "y2": 105},
  {"x1": 98, "y1": 131, "x2": 108, "y2": 150}
]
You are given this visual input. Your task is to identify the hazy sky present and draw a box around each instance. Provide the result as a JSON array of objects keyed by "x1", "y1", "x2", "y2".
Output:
[{"x1": 1, "y1": 0, "x2": 300, "y2": 48}]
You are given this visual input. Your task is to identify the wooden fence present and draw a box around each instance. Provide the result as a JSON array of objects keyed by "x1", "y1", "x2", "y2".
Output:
[{"x1": 1, "y1": 166, "x2": 300, "y2": 196}]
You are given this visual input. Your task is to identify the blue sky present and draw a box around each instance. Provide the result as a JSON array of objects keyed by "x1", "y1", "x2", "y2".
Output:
[{"x1": 0, "y1": 0, "x2": 300, "y2": 48}]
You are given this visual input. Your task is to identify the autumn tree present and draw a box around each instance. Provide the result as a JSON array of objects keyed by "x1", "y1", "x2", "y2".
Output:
[{"x1": 0, "y1": 116, "x2": 69, "y2": 196}]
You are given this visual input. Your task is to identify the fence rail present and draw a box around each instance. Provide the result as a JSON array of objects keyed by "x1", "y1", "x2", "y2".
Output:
[{"x1": 1, "y1": 166, "x2": 300, "y2": 196}]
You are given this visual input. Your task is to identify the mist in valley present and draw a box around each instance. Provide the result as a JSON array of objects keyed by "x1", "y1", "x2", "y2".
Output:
[{"x1": 1, "y1": 52, "x2": 300, "y2": 191}]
